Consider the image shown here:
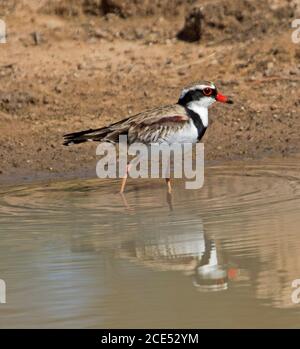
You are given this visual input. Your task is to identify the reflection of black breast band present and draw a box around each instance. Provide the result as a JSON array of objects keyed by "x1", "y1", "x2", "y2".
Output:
[{"x1": 196, "y1": 237, "x2": 213, "y2": 269}]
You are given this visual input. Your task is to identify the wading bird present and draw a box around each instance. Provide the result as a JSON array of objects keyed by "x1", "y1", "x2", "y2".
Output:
[{"x1": 63, "y1": 81, "x2": 233, "y2": 193}]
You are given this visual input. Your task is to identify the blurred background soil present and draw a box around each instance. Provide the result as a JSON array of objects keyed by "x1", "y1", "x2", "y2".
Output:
[{"x1": 0, "y1": 0, "x2": 299, "y2": 183}]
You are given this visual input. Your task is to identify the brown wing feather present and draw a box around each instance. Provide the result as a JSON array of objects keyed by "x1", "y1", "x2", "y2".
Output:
[
  {"x1": 63, "y1": 104, "x2": 189, "y2": 145},
  {"x1": 125, "y1": 105, "x2": 189, "y2": 143}
]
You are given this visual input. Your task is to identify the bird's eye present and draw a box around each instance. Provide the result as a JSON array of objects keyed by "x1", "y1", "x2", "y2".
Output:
[{"x1": 203, "y1": 87, "x2": 212, "y2": 96}]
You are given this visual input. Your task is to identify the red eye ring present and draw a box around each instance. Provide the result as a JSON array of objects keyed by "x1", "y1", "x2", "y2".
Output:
[{"x1": 203, "y1": 87, "x2": 212, "y2": 96}]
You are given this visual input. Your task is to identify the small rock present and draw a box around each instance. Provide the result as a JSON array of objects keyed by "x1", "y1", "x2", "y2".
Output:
[
  {"x1": 177, "y1": 7, "x2": 203, "y2": 42},
  {"x1": 55, "y1": 85, "x2": 62, "y2": 94},
  {"x1": 43, "y1": 96, "x2": 50, "y2": 104},
  {"x1": 289, "y1": 69, "x2": 298, "y2": 75},
  {"x1": 134, "y1": 29, "x2": 144, "y2": 40},
  {"x1": 93, "y1": 29, "x2": 110, "y2": 39},
  {"x1": 31, "y1": 32, "x2": 41, "y2": 45}
]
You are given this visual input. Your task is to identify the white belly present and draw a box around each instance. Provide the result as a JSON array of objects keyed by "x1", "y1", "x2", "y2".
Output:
[{"x1": 164, "y1": 120, "x2": 199, "y2": 144}]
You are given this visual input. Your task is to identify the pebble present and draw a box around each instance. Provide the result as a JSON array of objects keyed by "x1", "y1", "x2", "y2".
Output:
[
  {"x1": 31, "y1": 32, "x2": 41, "y2": 45},
  {"x1": 55, "y1": 86, "x2": 62, "y2": 93},
  {"x1": 93, "y1": 29, "x2": 110, "y2": 39}
]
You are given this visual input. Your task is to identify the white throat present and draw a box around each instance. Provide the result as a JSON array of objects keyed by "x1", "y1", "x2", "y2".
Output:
[{"x1": 187, "y1": 102, "x2": 209, "y2": 127}]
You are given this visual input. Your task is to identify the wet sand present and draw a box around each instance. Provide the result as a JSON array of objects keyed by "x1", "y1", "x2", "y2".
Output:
[{"x1": 1, "y1": 0, "x2": 300, "y2": 185}]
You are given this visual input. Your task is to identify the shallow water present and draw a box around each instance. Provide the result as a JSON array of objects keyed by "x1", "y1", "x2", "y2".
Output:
[{"x1": 0, "y1": 155, "x2": 300, "y2": 328}]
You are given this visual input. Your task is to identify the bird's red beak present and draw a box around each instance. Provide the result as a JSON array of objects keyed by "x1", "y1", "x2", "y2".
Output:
[{"x1": 216, "y1": 93, "x2": 233, "y2": 104}]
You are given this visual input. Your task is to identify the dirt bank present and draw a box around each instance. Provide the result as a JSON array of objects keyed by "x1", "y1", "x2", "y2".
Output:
[{"x1": 0, "y1": 0, "x2": 299, "y2": 185}]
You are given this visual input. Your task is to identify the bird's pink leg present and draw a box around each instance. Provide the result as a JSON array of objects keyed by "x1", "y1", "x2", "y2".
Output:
[
  {"x1": 165, "y1": 178, "x2": 172, "y2": 194},
  {"x1": 120, "y1": 163, "x2": 131, "y2": 193},
  {"x1": 164, "y1": 157, "x2": 172, "y2": 194}
]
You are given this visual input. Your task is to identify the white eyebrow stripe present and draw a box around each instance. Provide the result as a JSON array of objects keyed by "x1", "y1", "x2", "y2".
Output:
[{"x1": 180, "y1": 83, "x2": 215, "y2": 99}]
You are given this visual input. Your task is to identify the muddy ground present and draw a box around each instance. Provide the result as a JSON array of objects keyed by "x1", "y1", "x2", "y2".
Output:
[{"x1": 0, "y1": 0, "x2": 299, "y2": 185}]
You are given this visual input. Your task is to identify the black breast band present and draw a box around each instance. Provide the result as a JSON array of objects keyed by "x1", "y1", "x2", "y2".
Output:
[{"x1": 185, "y1": 107, "x2": 207, "y2": 141}]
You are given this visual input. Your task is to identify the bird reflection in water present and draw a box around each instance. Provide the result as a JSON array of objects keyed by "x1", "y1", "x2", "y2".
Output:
[
  {"x1": 118, "y1": 220, "x2": 238, "y2": 292},
  {"x1": 71, "y1": 190, "x2": 239, "y2": 292},
  {"x1": 114, "y1": 191, "x2": 238, "y2": 291}
]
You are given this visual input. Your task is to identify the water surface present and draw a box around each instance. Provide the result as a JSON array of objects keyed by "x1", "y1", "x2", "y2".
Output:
[{"x1": 0, "y1": 155, "x2": 300, "y2": 328}]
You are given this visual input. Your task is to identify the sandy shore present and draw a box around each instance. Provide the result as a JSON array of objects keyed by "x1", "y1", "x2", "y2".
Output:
[{"x1": 1, "y1": 1, "x2": 299, "y2": 185}]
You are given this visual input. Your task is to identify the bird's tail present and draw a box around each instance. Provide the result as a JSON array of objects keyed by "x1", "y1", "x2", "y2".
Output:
[
  {"x1": 63, "y1": 118, "x2": 130, "y2": 146},
  {"x1": 63, "y1": 126, "x2": 112, "y2": 146}
]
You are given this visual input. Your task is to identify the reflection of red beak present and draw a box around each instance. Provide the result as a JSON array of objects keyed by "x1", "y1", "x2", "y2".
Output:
[
  {"x1": 227, "y1": 268, "x2": 238, "y2": 280},
  {"x1": 216, "y1": 93, "x2": 233, "y2": 104}
]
